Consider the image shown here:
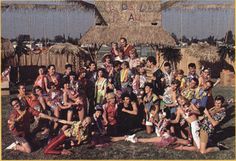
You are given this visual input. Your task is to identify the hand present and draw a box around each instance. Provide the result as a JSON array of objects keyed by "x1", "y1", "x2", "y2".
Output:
[
  {"x1": 204, "y1": 108, "x2": 210, "y2": 116},
  {"x1": 144, "y1": 107, "x2": 148, "y2": 113},
  {"x1": 103, "y1": 120, "x2": 108, "y2": 126},
  {"x1": 122, "y1": 108, "x2": 126, "y2": 112},
  {"x1": 149, "y1": 117, "x2": 155, "y2": 123},
  {"x1": 52, "y1": 117, "x2": 59, "y2": 122}
]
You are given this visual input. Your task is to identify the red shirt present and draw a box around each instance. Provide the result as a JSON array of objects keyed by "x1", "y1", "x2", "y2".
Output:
[
  {"x1": 122, "y1": 44, "x2": 134, "y2": 58},
  {"x1": 103, "y1": 103, "x2": 118, "y2": 126},
  {"x1": 8, "y1": 108, "x2": 40, "y2": 137}
]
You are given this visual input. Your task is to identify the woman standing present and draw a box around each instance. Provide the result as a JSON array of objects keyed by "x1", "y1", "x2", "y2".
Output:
[{"x1": 95, "y1": 69, "x2": 107, "y2": 105}]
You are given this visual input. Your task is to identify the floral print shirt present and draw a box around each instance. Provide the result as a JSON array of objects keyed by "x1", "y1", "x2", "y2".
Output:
[{"x1": 200, "y1": 108, "x2": 226, "y2": 134}]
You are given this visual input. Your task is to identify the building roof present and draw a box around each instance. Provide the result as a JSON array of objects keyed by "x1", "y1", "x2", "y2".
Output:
[{"x1": 79, "y1": 25, "x2": 176, "y2": 47}]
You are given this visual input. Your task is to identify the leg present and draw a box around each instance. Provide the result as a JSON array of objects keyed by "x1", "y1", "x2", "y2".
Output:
[
  {"x1": 199, "y1": 129, "x2": 209, "y2": 154},
  {"x1": 137, "y1": 137, "x2": 162, "y2": 143},
  {"x1": 61, "y1": 110, "x2": 73, "y2": 131},
  {"x1": 175, "y1": 145, "x2": 197, "y2": 151},
  {"x1": 191, "y1": 121, "x2": 200, "y2": 149},
  {"x1": 15, "y1": 142, "x2": 32, "y2": 153},
  {"x1": 44, "y1": 133, "x2": 67, "y2": 155},
  {"x1": 78, "y1": 107, "x2": 85, "y2": 122},
  {"x1": 146, "y1": 125, "x2": 153, "y2": 134},
  {"x1": 175, "y1": 138, "x2": 189, "y2": 145},
  {"x1": 53, "y1": 107, "x2": 60, "y2": 130},
  {"x1": 110, "y1": 136, "x2": 126, "y2": 142}
]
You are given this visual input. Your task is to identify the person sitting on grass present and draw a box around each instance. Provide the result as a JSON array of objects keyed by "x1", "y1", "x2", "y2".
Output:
[
  {"x1": 175, "y1": 95, "x2": 229, "y2": 153},
  {"x1": 43, "y1": 117, "x2": 92, "y2": 155},
  {"x1": 170, "y1": 96, "x2": 201, "y2": 148},
  {"x1": 126, "y1": 109, "x2": 189, "y2": 148},
  {"x1": 6, "y1": 98, "x2": 58, "y2": 153}
]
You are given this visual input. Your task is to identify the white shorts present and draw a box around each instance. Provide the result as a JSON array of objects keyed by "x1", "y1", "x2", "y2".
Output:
[{"x1": 191, "y1": 120, "x2": 200, "y2": 149}]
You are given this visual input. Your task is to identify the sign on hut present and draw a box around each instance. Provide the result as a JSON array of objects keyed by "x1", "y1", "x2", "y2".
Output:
[{"x1": 95, "y1": 1, "x2": 162, "y2": 26}]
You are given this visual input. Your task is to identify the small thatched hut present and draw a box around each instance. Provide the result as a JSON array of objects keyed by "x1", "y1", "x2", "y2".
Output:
[
  {"x1": 181, "y1": 43, "x2": 220, "y2": 63},
  {"x1": 1, "y1": 37, "x2": 17, "y2": 70},
  {"x1": 47, "y1": 43, "x2": 88, "y2": 72}
]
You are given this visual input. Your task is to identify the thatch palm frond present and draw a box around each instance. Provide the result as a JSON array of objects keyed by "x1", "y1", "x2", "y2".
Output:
[
  {"x1": 1, "y1": 37, "x2": 15, "y2": 60},
  {"x1": 79, "y1": 25, "x2": 176, "y2": 47},
  {"x1": 48, "y1": 43, "x2": 87, "y2": 56},
  {"x1": 181, "y1": 43, "x2": 220, "y2": 63}
]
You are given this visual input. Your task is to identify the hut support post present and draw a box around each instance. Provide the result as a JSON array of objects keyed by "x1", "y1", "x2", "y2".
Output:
[
  {"x1": 151, "y1": 45, "x2": 161, "y2": 68},
  {"x1": 94, "y1": 44, "x2": 103, "y2": 64}
]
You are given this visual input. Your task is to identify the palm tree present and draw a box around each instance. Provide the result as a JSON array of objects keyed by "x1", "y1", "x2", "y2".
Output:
[
  {"x1": 14, "y1": 41, "x2": 29, "y2": 82},
  {"x1": 160, "y1": 47, "x2": 182, "y2": 71}
]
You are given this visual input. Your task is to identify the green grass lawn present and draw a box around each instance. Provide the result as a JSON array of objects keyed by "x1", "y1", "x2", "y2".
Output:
[{"x1": 1, "y1": 86, "x2": 235, "y2": 160}]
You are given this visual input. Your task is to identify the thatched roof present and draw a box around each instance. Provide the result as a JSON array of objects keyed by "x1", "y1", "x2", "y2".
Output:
[
  {"x1": 79, "y1": 25, "x2": 176, "y2": 47},
  {"x1": 48, "y1": 43, "x2": 87, "y2": 56},
  {"x1": 1, "y1": 1, "x2": 95, "y2": 11},
  {"x1": 1, "y1": 37, "x2": 15, "y2": 59},
  {"x1": 181, "y1": 43, "x2": 220, "y2": 63}
]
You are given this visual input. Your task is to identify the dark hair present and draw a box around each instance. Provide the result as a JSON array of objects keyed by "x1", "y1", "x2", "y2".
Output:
[
  {"x1": 188, "y1": 63, "x2": 196, "y2": 68},
  {"x1": 145, "y1": 82, "x2": 153, "y2": 89},
  {"x1": 171, "y1": 79, "x2": 181, "y2": 88},
  {"x1": 191, "y1": 77, "x2": 199, "y2": 86},
  {"x1": 164, "y1": 62, "x2": 171, "y2": 67},
  {"x1": 78, "y1": 67, "x2": 87, "y2": 76},
  {"x1": 177, "y1": 69, "x2": 184, "y2": 75},
  {"x1": 17, "y1": 83, "x2": 25, "y2": 89},
  {"x1": 89, "y1": 61, "x2": 96, "y2": 66},
  {"x1": 32, "y1": 86, "x2": 43, "y2": 94},
  {"x1": 122, "y1": 61, "x2": 129, "y2": 68},
  {"x1": 121, "y1": 93, "x2": 130, "y2": 100},
  {"x1": 215, "y1": 95, "x2": 225, "y2": 103},
  {"x1": 146, "y1": 56, "x2": 156, "y2": 65},
  {"x1": 120, "y1": 37, "x2": 127, "y2": 43},
  {"x1": 62, "y1": 80, "x2": 70, "y2": 87},
  {"x1": 65, "y1": 64, "x2": 72, "y2": 69},
  {"x1": 10, "y1": 97, "x2": 20, "y2": 106},
  {"x1": 38, "y1": 65, "x2": 47, "y2": 74},
  {"x1": 114, "y1": 61, "x2": 121, "y2": 67},
  {"x1": 48, "y1": 64, "x2": 55, "y2": 70},
  {"x1": 206, "y1": 80, "x2": 214, "y2": 89},
  {"x1": 150, "y1": 105, "x2": 156, "y2": 111}
]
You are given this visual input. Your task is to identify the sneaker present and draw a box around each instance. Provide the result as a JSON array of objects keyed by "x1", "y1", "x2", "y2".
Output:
[
  {"x1": 217, "y1": 142, "x2": 229, "y2": 150},
  {"x1": 125, "y1": 134, "x2": 137, "y2": 143},
  {"x1": 5, "y1": 142, "x2": 17, "y2": 150}
]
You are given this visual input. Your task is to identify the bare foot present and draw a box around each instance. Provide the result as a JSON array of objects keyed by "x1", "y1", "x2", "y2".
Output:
[{"x1": 61, "y1": 149, "x2": 72, "y2": 155}]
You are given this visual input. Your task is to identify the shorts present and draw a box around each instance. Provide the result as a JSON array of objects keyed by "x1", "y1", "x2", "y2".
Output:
[{"x1": 191, "y1": 120, "x2": 200, "y2": 149}]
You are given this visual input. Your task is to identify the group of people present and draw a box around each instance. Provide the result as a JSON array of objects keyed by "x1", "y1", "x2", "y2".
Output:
[{"x1": 6, "y1": 37, "x2": 232, "y2": 155}]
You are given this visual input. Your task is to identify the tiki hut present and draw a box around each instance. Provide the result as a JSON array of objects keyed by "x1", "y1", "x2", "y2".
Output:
[
  {"x1": 79, "y1": 0, "x2": 177, "y2": 64},
  {"x1": 181, "y1": 43, "x2": 220, "y2": 63},
  {"x1": 48, "y1": 43, "x2": 88, "y2": 72},
  {"x1": 1, "y1": 37, "x2": 17, "y2": 70}
]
